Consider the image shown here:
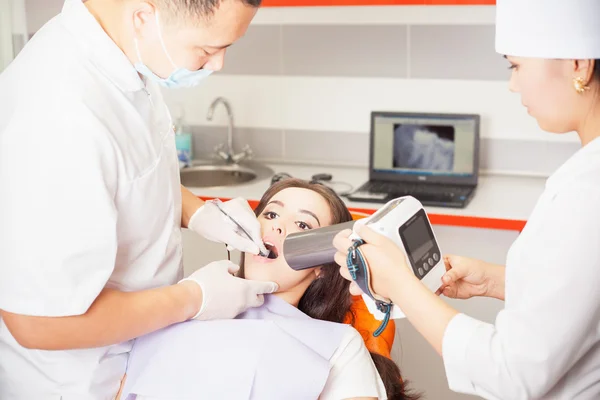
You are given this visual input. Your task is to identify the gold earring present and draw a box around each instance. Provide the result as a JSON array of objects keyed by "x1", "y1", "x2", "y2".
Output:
[{"x1": 573, "y1": 77, "x2": 590, "y2": 94}]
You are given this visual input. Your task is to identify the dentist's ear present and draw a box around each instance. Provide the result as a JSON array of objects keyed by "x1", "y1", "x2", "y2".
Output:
[{"x1": 132, "y1": 2, "x2": 157, "y2": 32}]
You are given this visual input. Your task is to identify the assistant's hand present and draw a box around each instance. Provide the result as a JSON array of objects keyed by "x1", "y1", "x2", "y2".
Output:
[
  {"x1": 179, "y1": 260, "x2": 278, "y2": 320},
  {"x1": 332, "y1": 225, "x2": 413, "y2": 301},
  {"x1": 437, "y1": 255, "x2": 505, "y2": 300},
  {"x1": 188, "y1": 198, "x2": 268, "y2": 255}
]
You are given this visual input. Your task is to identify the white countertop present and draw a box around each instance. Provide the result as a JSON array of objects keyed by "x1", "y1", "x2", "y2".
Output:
[{"x1": 187, "y1": 162, "x2": 547, "y2": 224}]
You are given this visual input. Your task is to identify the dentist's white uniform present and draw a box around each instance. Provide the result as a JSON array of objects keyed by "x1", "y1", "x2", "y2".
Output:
[
  {"x1": 442, "y1": 1, "x2": 600, "y2": 398},
  {"x1": 0, "y1": 1, "x2": 182, "y2": 398}
]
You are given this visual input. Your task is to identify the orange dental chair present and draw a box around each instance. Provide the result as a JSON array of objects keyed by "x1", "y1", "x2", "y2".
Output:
[{"x1": 346, "y1": 295, "x2": 396, "y2": 358}]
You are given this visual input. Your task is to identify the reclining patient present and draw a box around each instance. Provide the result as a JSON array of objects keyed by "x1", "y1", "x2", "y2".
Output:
[{"x1": 119, "y1": 179, "x2": 418, "y2": 400}]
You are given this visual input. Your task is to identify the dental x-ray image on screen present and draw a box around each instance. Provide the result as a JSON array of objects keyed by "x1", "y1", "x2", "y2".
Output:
[{"x1": 392, "y1": 124, "x2": 455, "y2": 172}]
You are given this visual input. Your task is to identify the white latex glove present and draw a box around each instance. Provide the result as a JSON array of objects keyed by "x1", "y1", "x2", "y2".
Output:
[
  {"x1": 188, "y1": 198, "x2": 268, "y2": 256},
  {"x1": 180, "y1": 260, "x2": 279, "y2": 320}
]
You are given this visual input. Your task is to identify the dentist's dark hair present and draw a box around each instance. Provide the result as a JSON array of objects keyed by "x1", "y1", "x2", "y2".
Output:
[
  {"x1": 249, "y1": 178, "x2": 420, "y2": 400},
  {"x1": 157, "y1": 0, "x2": 262, "y2": 20}
]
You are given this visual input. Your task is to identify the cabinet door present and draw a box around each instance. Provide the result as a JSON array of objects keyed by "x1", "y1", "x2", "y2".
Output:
[
  {"x1": 0, "y1": 0, "x2": 27, "y2": 71},
  {"x1": 392, "y1": 224, "x2": 518, "y2": 400},
  {"x1": 1, "y1": 0, "x2": 64, "y2": 72},
  {"x1": 182, "y1": 228, "x2": 242, "y2": 277}
]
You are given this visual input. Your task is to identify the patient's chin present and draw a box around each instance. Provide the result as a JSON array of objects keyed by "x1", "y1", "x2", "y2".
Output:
[
  {"x1": 245, "y1": 262, "x2": 306, "y2": 293},
  {"x1": 244, "y1": 257, "x2": 276, "y2": 280},
  {"x1": 244, "y1": 252, "x2": 319, "y2": 294}
]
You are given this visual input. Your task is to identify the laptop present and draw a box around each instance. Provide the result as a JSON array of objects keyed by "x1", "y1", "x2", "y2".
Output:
[{"x1": 346, "y1": 111, "x2": 480, "y2": 209}]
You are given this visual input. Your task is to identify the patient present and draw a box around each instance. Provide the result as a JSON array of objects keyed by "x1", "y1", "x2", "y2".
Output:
[{"x1": 119, "y1": 179, "x2": 418, "y2": 400}]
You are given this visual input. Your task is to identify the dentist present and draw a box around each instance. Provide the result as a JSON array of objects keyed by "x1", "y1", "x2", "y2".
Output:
[
  {"x1": 334, "y1": 0, "x2": 600, "y2": 399},
  {"x1": 0, "y1": 0, "x2": 276, "y2": 398}
]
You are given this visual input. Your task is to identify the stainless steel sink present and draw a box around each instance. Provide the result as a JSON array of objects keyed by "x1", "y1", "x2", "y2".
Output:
[{"x1": 180, "y1": 160, "x2": 274, "y2": 188}]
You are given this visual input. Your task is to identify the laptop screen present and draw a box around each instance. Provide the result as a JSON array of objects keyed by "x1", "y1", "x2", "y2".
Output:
[{"x1": 370, "y1": 112, "x2": 480, "y2": 185}]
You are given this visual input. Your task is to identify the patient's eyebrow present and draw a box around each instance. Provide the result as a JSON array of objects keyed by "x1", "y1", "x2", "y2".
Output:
[
  {"x1": 266, "y1": 200, "x2": 321, "y2": 226},
  {"x1": 299, "y1": 210, "x2": 321, "y2": 227},
  {"x1": 267, "y1": 200, "x2": 284, "y2": 207}
]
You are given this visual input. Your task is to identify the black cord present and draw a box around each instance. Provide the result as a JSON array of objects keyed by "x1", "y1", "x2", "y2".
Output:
[
  {"x1": 270, "y1": 172, "x2": 293, "y2": 185},
  {"x1": 320, "y1": 181, "x2": 354, "y2": 196},
  {"x1": 270, "y1": 172, "x2": 354, "y2": 196}
]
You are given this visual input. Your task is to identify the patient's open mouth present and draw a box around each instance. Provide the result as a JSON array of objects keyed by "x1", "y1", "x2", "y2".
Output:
[{"x1": 264, "y1": 241, "x2": 279, "y2": 259}]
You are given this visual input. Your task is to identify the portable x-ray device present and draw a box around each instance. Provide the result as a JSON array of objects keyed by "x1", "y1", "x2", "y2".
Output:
[{"x1": 282, "y1": 196, "x2": 445, "y2": 335}]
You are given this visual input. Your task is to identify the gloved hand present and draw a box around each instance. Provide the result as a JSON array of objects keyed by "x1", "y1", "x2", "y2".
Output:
[
  {"x1": 180, "y1": 260, "x2": 279, "y2": 320},
  {"x1": 188, "y1": 198, "x2": 268, "y2": 255},
  {"x1": 333, "y1": 225, "x2": 415, "y2": 303}
]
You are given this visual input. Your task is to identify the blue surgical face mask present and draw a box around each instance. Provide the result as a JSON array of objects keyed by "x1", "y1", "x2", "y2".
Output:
[{"x1": 133, "y1": 13, "x2": 213, "y2": 89}]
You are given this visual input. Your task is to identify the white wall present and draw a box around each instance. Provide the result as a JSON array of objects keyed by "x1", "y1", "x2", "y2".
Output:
[
  {"x1": 21, "y1": 2, "x2": 579, "y2": 146},
  {"x1": 163, "y1": 5, "x2": 579, "y2": 145}
]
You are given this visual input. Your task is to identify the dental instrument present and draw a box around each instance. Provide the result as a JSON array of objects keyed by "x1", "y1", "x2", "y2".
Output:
[{"x1": 212, "y1": 200, "x2": 270, "y2": 258}]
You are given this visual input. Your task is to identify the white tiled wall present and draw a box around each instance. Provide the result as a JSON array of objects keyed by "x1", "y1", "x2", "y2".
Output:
[{"x1": 21, "y1": 1, "x2": 580, "y2": 176}]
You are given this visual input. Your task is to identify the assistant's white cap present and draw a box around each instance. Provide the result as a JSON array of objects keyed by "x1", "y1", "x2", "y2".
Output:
[{"x1": 495, "y1": 0, "x2": 600, "y2": 59}]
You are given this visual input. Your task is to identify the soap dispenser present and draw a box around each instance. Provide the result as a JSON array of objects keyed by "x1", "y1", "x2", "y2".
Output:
[{"x1": 174, "y1": 112, "x2": 193, "y2": 168}]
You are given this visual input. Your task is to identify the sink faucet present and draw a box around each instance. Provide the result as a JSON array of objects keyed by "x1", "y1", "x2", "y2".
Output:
[{"x1": 206, "y1": 97, "x2": 252, "y2": 164}]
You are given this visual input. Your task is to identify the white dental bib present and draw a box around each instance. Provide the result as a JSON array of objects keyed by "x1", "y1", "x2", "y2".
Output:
[{"x1": 121, "y1": 295, "x2": 350, "y2": 399}]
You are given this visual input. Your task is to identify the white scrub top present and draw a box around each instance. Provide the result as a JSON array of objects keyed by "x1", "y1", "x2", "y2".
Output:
[
  {"x1": 442, "y1": 136, "x2": 600, "y2": 399},
  {"x1": 0, "y1": 0, "x2": 183, "y2": 398}
]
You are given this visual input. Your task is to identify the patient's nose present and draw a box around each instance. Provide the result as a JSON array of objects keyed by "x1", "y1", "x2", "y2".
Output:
[{"x1": 271, "y1": 223, "x2": 284, "y2": 236}]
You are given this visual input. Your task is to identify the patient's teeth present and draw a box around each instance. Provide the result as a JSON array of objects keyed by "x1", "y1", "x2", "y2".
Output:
[{"x1": 263, "y1": 241, "x2": 279, "y2": 259}]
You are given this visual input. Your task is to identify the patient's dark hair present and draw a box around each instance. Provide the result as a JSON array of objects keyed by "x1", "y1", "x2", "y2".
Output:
[{"x1": 251, "y1": 178, "x2": 420, "y2": 400}]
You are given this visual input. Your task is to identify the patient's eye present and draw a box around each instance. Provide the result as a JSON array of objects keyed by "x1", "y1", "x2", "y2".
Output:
[
  {"x1": 296, "y1": 221, "x2": 312, "y2": 231},
  {"x1": 263, "y1": 211, "x2": 278, "y2": 220}
]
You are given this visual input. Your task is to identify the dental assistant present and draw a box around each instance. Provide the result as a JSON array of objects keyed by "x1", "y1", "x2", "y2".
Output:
[
  {"x1": 0, "y1": 0, "x2": 277, "y2": 398},
  {"x1": 334, "y1": 0, "x2": 600, "y2": 399}
]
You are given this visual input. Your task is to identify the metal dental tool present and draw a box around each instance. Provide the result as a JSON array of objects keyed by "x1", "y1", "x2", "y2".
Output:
[{"x1": 212, "y1": 200, "x2": 269, "y2": 258}]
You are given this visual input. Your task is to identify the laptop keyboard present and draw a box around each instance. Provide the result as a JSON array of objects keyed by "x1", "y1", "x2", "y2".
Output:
[{"x1": 352, "y1": 181, "x2": 472, "y2": 205}]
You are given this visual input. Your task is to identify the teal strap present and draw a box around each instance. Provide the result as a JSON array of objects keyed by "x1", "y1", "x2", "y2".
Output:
[
  {"x1": 346, "y1": 239, "x2": 393, "y2": 337},
  {"x1": 373, "y1": 302, "x2": 391, "y2": 337}
]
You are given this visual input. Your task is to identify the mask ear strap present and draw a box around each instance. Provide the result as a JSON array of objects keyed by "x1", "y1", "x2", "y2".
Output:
[
  {"x1": 133, "y1": 36, "x2": 144, "y2": 64},
  {"x1": 154, "y1": 11, "x2": 178, "y2": 70}
]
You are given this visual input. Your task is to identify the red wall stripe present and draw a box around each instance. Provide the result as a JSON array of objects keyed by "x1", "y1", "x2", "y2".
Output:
[
  {"x1": 262, "y1": 0, "x2": 495, "y2": 6},
  {"x1": 198, "y1": 196, "x2": 525, "y2": 232}
]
